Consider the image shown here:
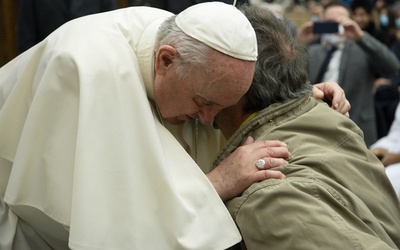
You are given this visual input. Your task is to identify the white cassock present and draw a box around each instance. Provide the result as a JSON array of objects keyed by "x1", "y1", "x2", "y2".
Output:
[
  {"x1": 370, "y1": 102, "x2": 400, "y2": 200},
  {"x1": 0, "y1": 6, "x2": 242, "y2": 250},
  {"x1": 165, "y1": 121, "x2": 225, "y2": 173}
]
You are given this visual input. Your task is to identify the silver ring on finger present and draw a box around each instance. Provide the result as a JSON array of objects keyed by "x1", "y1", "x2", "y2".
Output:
[{"x1": 255, "y1": 159, "x2": 266, "y2": 170}]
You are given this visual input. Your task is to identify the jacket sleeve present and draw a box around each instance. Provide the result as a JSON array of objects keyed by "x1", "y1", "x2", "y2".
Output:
[
  {"x1": 229, "y1": 179, "x2": 398, "y2": 250},
  {"x1": 357, "y1": 32, "x2": 400, "y2": 75}
]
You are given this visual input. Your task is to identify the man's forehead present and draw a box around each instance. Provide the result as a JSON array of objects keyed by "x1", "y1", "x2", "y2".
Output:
[{"x1": 326, "y1": 6, "x2": 349, "y2": 17}]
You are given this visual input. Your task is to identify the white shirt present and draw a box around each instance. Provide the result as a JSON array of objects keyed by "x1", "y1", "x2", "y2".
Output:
[{"x1": 322, "y1": 45, "x2": 343, "y2": 83}]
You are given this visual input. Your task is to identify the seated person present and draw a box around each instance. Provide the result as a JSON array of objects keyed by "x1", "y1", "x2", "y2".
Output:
[
  {"x1": 371, "y1": 101, "x2": 400, "y2": 199},
  {"x1": 211, "y1": 5, "x2": 400, "y2": 249}
]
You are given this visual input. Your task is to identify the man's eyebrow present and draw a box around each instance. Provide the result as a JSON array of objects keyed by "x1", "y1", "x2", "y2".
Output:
[{"x1": 193, "y1": 95, "x2": 222, "y2": 107}]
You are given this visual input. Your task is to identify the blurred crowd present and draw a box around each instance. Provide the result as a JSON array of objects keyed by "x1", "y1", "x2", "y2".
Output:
[{"x1": 281, "y1": 0, "x2": 400, "y2": 197}]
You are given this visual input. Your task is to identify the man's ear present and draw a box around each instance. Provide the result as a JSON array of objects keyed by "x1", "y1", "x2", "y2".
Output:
[{"x1": 155, "y1": 45, "x2": 178, "y2": 75}]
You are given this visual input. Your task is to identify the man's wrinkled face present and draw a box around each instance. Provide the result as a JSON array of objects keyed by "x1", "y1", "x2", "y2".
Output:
[
  {"x1": 155, "y1": 51, "x2": 255, "y2": 125},
  {"x1": 214, "y1": 96, "x2": 248, "y2": 139}
]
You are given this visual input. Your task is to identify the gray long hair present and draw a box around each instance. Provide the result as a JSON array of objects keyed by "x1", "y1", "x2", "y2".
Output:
[
  {"x1": 155, "y1": 16, "x2": 213, "y2": 78},
  {"x1": 239, "y1": 5, "x2": 312, "y2": 113}
]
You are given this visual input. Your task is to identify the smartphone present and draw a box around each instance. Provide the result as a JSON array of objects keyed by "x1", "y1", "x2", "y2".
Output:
[{"x1": 313, "y1": 21, "x2": 339, "y2": 34}]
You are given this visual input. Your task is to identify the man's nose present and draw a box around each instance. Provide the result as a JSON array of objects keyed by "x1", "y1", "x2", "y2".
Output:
[{"x1": 197, "y1": 109, "x2": 218, "y2": 125}]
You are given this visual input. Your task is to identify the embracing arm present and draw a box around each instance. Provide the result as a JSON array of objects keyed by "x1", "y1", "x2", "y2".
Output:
[
  {"x1": 207, "y1": 136, "x2": 289, "y2": 201},
  {"x1": 312, "y1": 82, "x2": 351, "y2": 117}
]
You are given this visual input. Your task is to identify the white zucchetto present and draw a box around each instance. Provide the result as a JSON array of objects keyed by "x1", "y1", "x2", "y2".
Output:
[{"x1": 175, "y1": 2, "x2": 258, "y2": 61}]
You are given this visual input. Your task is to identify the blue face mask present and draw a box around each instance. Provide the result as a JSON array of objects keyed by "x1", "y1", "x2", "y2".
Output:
[
  {"x1": 396, "y1": 18, "x2": 400, "y2": 28},
  {"x1": 380, "y1": 14, "x2": 389, "y2": 27}
]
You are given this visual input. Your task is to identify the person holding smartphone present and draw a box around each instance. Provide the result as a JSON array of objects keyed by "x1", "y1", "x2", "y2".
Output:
[{"x1": 298, "y1": 0, "x2": 400, "y2": 148}]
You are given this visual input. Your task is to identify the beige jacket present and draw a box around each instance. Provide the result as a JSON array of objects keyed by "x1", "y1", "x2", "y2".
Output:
[{"x1": 213, "y1": 96, "x2": 400, "y2": 250}]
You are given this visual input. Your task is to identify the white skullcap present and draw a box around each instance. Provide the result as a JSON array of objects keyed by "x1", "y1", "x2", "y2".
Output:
[{"x1": 175, "y1": 2, "x2": 258, "y2": 61}]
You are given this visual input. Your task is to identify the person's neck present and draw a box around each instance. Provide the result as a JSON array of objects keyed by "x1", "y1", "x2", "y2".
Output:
[{"x1": 219, "y1": 112, "x2": 253, "y2": 139}]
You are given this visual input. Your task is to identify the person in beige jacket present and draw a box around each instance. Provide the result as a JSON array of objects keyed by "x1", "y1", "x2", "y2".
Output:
[{"x1": 212, "y1": 5, "x2": 400, "y2": 249}]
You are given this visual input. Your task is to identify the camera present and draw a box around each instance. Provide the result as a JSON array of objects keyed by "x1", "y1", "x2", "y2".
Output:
[{"x1": 313, "y1": 21, "x2": 339, "y2": 34}]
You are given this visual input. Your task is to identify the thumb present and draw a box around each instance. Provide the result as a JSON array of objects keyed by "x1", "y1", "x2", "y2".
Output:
[
  {"x1": 312, "y1": 87, "x2": 324, "y2": 100},
  {"x1": 243, "y1": 136, "x2": 255, "y2": 145}
]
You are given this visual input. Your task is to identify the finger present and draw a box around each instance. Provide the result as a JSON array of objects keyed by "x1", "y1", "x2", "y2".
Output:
[
  {"x1": 258, "y1": 139, "x2": 288, "y2": 148},
  {"x1": 381, "y1": 157, "x2": 389, "y2": 167},
  {"x1": 331, "y1": 92, "x2": 352, "y2": 116},
  {"x1": 327, "y1": 86, "x2": 343, "y2": 109},
  {"x1": 311, "y1": 85, "x2": 324, "y2": 100},
  {"x1": 237, "y1": 140, "x2": 290, "y2": 165},
  {"x1": 253, "y1": 170, "x2": 286, "y2": 182},
  {"x1": 241, "y1": 139, "x2": 287, "y2": 151},
  {"x1": 371, "y1": 148, "x2": 387, "y2": 155},
  {"x1": 343, "y1": 100, "x2": 351, "y2": 114},
  {"x1": 242, "y1": 136, "x2": 255, "y2": 146},
  {"x1": 263, "y1": 144, "x2": 291, "y2": 159},
  {"x1": 371, "y1": 149, "x2": 382, "y2": 155},
  {"x1": 254, "y1": 158, "x2": 288, "y2": 170},
  {"x1": 257, "y1": 157, "x2": 288, "y2": 170},
  {"x1": 248, "y1": 140, "x2": 290, "y2": 159},
  {"x1": 333, "y1": 95, "x2": 349, "y2": 114},
  {"x1": 331, "y1": 91, "x2": 344, "y2": 110}
]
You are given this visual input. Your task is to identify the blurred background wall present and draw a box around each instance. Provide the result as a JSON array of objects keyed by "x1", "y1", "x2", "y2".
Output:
[
  {"x1": 0, "y1": 0, "x2": 129, "y2": 67},
  {"x1": 0, "y1": 0, "x2": 18, "y2": 67}
]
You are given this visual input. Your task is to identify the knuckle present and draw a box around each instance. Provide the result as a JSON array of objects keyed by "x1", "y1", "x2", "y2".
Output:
[
  {"x1": 265, "y1": 147, "x2": 275, "y2": 157},
  {"x1": 265, "y1": 157, "x2": 275, "y2": 168},
  {"x1": 262, "y1": 170, "x2": 271, "y2": 179}
]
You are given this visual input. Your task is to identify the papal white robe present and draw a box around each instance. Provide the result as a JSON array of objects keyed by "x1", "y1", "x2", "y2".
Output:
[{"x1": 0, "y1": 7, "x2": 241, "y2": 250}]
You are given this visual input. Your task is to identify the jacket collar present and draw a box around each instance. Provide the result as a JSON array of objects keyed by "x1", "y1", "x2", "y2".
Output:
[{"x1": 212, "y1": 95, "x2": 311, "y2": 170}]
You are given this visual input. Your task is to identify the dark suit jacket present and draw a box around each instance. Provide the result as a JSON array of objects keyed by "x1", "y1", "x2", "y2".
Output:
[
  {"x1": 17, "y1": 0, "x2": 118, "y2": 53},
  {"x1": 309, "y1": 33, "x2": 400, "y2": 147}
]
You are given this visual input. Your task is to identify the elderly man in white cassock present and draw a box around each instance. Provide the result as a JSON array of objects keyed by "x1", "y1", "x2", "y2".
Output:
[{"x1": 0, "y1": 2, "x2": 349, "y2": 249}]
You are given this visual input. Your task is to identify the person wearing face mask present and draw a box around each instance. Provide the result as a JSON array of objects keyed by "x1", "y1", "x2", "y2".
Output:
[
  {"x1": 350, "y1": 0, "x2": 399, "y2": 141},
  {"x1": 391, "y1": 3, "x2": 400, "y2": 59},
  {"x1": 351, "y1": 0, "x2": 390, "y2": 46},
  {"x1": 391, "y1": 2, "x2": 400, "y2": 31},
  {"x1": 379, "y1": 7, "x2": 392, "y2": 29},
  {"x1": 298, "y1": 0, "x2": 400, "y2": 147}
]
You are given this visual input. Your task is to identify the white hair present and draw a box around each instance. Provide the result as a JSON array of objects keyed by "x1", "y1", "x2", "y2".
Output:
[{"x1": 155, "y1": 16, "x2": 213, "y2": 79}]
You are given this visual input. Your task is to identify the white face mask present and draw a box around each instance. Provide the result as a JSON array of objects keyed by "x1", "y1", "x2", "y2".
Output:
[
  {"x1": 380, "y1": 14, "x2": 389, "y2": 27},
  {"x1": 321, "y1": 34, "x2": 346, "y2": 46}
]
